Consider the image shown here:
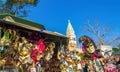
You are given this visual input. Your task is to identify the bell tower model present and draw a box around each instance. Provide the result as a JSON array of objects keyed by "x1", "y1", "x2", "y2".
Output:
[{"x1": 66, "y1": 20, "x2": 77, "y2": 50}]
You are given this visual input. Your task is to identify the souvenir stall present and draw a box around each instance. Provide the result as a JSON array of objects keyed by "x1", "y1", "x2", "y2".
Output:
[{"x1": 0, "y1": 14, "x2": 68, "y2": 72}]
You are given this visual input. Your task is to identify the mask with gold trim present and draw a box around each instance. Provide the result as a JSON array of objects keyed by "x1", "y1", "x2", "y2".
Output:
[{"x1": 1, "y1": 29, "x2": 12, "y2": 46}]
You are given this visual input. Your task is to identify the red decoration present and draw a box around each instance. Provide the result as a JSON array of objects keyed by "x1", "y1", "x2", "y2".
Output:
[
  {"x1": 32, "y1": 49, "x2": 37, "y2": 64},
  {"x1": 37, "y1": 39, "x2": 45, "y2": 53},
  {"x1": 81, "y1": 60, "x2": 86, "y2": 65},
  {"x1": 91, "y1": 52, "x2": 98, "y2": 60}
]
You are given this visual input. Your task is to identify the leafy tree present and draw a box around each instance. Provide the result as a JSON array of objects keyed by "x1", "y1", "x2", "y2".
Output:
[{"x1": 0, "y1": 0, "x2": 39, "y2": 16}]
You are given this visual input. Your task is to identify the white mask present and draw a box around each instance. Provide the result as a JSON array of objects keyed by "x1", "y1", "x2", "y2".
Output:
[{"x1": 100, "y1": 45, "x2": 112, "y2": 59}]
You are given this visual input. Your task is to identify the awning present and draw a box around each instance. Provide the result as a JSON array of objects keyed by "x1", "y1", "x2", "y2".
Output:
[
  {"x1": 0, "y1": 14, "x2": 45, "y2": 29},
  {"x1": 0, "y1": 14, "x2": 68, "y2": 39}
]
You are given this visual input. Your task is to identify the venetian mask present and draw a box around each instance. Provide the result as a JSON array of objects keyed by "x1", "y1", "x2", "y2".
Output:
[
  {"x1": 100, "y1": 45, "x2": 112, "y2": 59},
  {"x1": 19, "y1": 46, "x2": 29, "y2": 56},
  {"x1": 79, "y1": 35, "x2": 96, "y2": 54},
  {"x1": 86, "y1": 45, "x2": 95, "y2": 53},
  {"x1": 89, "y1": 45, "x2": 95, "y2": 53}
]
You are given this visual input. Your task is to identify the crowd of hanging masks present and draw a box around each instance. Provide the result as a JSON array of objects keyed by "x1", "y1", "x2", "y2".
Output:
[{"x1": 0, "y1": 29, "x2": 56, "y2": 69}]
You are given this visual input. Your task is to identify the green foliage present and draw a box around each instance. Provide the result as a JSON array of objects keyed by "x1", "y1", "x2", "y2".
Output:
[
  {"x1": 112, "y1": 48, "x2": 119, "y2": 52},
  {"x1": 112, "y1": 44, "x2": 120, "y2": 53},
  {"x1": 117, "y1": 44, "x2": 120, "y2": 50},
  {"x1": 0, "y1": 0, "x2": 39, "y2": 16},
  {"x1": 117, "y1": 44, "x2": 120, "y2": 52}
]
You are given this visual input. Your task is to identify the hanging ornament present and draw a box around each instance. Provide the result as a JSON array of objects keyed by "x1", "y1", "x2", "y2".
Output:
[
  {"x1": 37, "y1": 39, "x2": 45, "y2": 53},
  {"x1": 32, "y1": 49, "x2": 37, "y2": 64},
  {"x1": 1, "y1": 29, "x2": 12, "y2": 46},
  {"x1": 17, "y1": 37, "x2": 32, "y2": 66},
  {"x1": 44, "y1": 42, "x2": 55, "y2": 61}
]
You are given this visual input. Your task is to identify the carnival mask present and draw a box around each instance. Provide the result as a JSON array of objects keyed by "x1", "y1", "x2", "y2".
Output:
[
  {"x1": 1, "y1": 29, "x2": 12, "y2": 46},
  {"x1": 86, "y1": 44, "x2": 95, "y2": 53},
  {"x1": 100, "y1": 45, "x2": 112, "y2": 59},
  {"x1": 19, "y1": 46, "x2": 29, "y2": 56},
  {"x1": 79, "y1": 35, "x2": 96, "y2": 54}
]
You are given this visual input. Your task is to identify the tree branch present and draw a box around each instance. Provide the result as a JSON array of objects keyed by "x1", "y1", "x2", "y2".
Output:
[
  {"x1": 86, "y1": 20, "x2": 105, "y2": 45},
  {"x1": 107, "y1": 37, "x2": 120, "y2": 45}
]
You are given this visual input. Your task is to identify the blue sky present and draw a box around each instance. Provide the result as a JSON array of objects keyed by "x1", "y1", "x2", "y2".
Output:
[{"x1": 26, "y1": 0, "x2": 120, "y2": 45}]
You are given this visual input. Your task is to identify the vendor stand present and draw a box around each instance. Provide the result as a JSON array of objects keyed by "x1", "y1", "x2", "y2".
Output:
[{"x1": 0, "y1": 14, "x2": 68, "y2": 72}]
